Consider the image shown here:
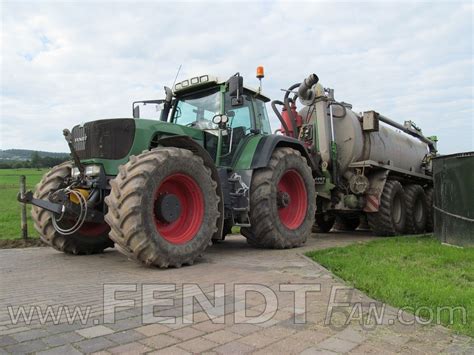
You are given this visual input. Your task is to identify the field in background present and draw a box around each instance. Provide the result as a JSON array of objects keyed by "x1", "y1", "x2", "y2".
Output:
[
  {"x1": 0, "y1": 168, "x2": 47, "y2": 239},
  {"x1": 307, "y1": 236, "x2": 474, "y2": 337}
]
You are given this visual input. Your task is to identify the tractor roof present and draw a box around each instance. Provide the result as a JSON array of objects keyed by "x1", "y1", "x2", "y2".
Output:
[{"x1": 173, "y1": 74, "x2": 270, "y2": 102}]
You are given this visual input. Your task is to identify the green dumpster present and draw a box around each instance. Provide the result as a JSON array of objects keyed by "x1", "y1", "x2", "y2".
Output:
[{"x1": 433, "y1": 151, "x2": 474, "y2": 247}]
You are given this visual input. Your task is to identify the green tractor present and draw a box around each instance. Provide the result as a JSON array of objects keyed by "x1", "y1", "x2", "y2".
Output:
[{"x1": 20, "y1": 72, "x2": 317, "y2": 267}]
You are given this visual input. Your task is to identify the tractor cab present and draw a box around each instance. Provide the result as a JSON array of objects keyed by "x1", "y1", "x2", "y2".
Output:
[{"x1": 133, "y1": 73, "x2": 272, "y2": 166}]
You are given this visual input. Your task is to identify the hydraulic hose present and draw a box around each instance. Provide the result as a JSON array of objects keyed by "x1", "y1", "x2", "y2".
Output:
[
  {"x1": 271, "y1": 100, "x2": 290, "y2": 135},
  {"x1": 284, "y1": 83, "x2": 301, "y2": 138}
]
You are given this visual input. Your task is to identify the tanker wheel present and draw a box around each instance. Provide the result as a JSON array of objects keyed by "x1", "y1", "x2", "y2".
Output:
[
  {"x1": 314, "y1": 198, "x2": 335, "y2": 233},
  {"x1": 367, "y1": 180, "x2": 406, "y2": 236},
  {"x1": 32, "y1": 162, "x2": 113, "y2": 254},
  {"x1": 405, "y1": 184, "x2": 427, "y2": 234},
  {"x1": 334, "y1": 215, "x2": 360, "y2": 231},
  {"x1": 315, "y1": 213, "x2": 336, "y2": 233},
  {"x1": 425, "y1": 186, "x2": 434, "y2": 232},
  {"x1": 242, "y1": 147, "x2": 315, "y2": 249},
  {"x1": 104, "y1": 148, "x2": 219, "y2": 268}
]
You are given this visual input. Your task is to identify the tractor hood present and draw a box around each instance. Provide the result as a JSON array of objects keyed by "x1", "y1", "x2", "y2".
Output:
[
  {"x1": 72, "y1": 118, "x2": 136, "y2": 161},
  {"x1": 71, "y1": 118, "x2": 205, "y2": 175}
]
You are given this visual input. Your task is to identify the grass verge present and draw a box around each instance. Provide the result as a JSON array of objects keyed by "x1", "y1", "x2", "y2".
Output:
[
  {"x1": 0, "y1": 168, "x2": 47, "y2": 239},
  {"x1": 306, "y1": 235, "x2": 473, "y2": 337}
]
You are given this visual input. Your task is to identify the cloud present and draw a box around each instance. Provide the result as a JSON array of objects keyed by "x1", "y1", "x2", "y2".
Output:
[{"x1": 1, "y1": 0, "x2": 472, "y2": 153}]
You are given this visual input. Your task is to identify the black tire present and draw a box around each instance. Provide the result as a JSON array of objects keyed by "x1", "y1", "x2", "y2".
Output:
[
  {"x1": 367, "y1": 180, "x2": 406, "y2": 236},
  {"x1": 334, "y1": 215, "x2": 360, "y2": 231},
  {"x1": 314, "y1": 197, "x2": 335, "y2": 233},
  {"x1": 213, "y1": 219, "x2": 232, "y2": 243},
  {"x1": 104, "y1": 148, "x2": 220, "y2": 268},
  {"x1": 223, "y1": 219, "x2": 233, "y2": 236},
  {"x1": 315, "y1": 213, "x2": 336, "y2": 233},
  {"x1": 32, "y1": 162, "x2": 113, "y2": 254},
  {"x1": 359, "y1": 214, "x2": 370, "y2": 230},
  {"x1": 405, "y1": 184, "x2": 427, "y2": 234},
  {"x1": 425, "y1": 186, "x2": 434, "y2": 232},
  {"x1": 243, "y1": 147, "x2": 315, "y2": 249}
]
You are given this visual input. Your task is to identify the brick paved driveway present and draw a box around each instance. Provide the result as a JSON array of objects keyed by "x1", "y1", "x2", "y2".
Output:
[{"x1": 1, "y1": 232, "x2": 472, "y2": 354}]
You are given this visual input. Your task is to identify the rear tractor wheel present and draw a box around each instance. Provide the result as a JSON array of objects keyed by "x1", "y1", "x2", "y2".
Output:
[
  {"x1": 367, "y1": 180, "x2": 406, "y2": 236},
  {"x1": 32, "y1": 162, "x2": 113, "y2": 254},
  {"x1": 105, "y1": 148, "x2": 220, "y2": 268},
  {"x1": 242, "y1": 147, "x2": 315, "y2": 248}
]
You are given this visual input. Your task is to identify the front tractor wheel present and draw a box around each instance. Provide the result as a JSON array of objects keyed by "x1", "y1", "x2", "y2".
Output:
[
  {"x1": 32, "y1": 162, "x2": 113, "y2": 254},
  {"x1": 104, "y1": 148, "x2": 220, "y2": 268},
  {"x1": 242, "y1": 147, "x2": 315, "y2": 249}
]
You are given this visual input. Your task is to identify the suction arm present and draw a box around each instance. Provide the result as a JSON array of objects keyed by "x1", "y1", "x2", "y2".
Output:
[{"x1": 298, "y1": 73, "x2": 319, "y2": 104}]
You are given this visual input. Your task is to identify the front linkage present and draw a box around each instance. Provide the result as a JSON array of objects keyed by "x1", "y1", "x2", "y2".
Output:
[{"x1": 17, "y1": 129, "x2": 108, "y2": 237}]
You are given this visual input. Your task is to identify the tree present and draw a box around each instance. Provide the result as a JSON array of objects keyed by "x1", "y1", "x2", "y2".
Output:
[{"x1": 31, "y1": 151, "x2": 41, "y2": 169}]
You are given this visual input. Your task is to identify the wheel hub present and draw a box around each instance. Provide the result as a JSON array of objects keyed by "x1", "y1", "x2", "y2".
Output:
[
  {"x1": 277, "y1": 191, "x2": 291, "y2": 208},
  {"x1": 155, "y1": 194, "x2": 181, "y2": 223}
]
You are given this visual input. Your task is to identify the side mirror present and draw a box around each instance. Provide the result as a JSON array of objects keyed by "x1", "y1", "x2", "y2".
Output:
[
  {"x1": 227, "y1": 73, "x2": 243, "y2": 106},
  {"x1": 133, "y1": 105, "x2": 140, "y2": 118},
  {"x1": 164, "y1": 86, "x2": 173, "y2": 103}
]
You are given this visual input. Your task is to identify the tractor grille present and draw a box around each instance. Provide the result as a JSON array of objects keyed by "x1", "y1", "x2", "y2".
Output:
[{"x1": 71, "y1": 119, "x2": 135, "y2": 160}]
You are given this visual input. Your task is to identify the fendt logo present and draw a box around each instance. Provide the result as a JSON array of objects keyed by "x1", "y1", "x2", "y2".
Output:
[
  {"x1": 74, "y1": 135, "x2": 87, "y2": 143},
  {"x1": 73, "y1": 125, "x2": 87, "y2": 150}
]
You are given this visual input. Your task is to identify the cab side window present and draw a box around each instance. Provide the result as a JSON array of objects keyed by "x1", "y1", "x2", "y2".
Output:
[
  {"x1": 254, "y1": 99, "x2": 271, "y2": 134},
  {"x1": 224, "y1": 95, "x2": 252, "y2": 132}
]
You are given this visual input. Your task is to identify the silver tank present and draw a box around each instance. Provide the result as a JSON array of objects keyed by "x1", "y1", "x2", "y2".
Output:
[{"x1": 302, "y1": 103, "x2": 430, "y2": 174}]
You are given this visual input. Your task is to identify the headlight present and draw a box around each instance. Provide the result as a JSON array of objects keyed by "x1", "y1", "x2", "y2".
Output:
[
  {"x1": 71, "y1": 165, "x2": 101, "y2": 177},
  {"x1": 85, "y1": 165, "x2": 101, "y2": 177}
]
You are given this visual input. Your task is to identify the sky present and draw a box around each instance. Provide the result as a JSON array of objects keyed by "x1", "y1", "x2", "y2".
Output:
[{"x1": 1, "y1": 0, "x2": 473, "y2": 154}]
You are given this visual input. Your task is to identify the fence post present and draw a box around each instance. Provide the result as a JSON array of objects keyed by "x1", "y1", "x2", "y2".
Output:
[{"x1": 20, "y1": 175, "x2": 28, "y2": 240}]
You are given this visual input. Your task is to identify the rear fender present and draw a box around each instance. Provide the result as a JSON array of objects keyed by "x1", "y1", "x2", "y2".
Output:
[
  {"x1": 157, "y1": 136, "x2": 224, "y2": 239},
  {"x1": 250, "y1": 135, "x2": 317, "y2": 172}
]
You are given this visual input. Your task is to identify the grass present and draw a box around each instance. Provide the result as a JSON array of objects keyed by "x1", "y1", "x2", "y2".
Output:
[
  {"x1": 0, "y1": 168, "x2": 48, "y2": 239},
  {"x1": 306, "y1": 235, "x2": 474, "y2": 337}
]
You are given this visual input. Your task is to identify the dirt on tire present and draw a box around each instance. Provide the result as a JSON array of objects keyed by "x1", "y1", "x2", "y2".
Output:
[
  {"x1": 404, "y1": 184, "x2": 427, "y2": 234},
  {"x1": 104, "y1": 147, "x2": 220, "y2": 268},
  {"x1": 32, "y1": 162, "x2": 113, "y2": 254},
  {"x1": 367, "y1": 180, "x2": 406, "y2": 236},
  {"x1": 242, "y1": 147, "x2": 315, "y2": 248}
]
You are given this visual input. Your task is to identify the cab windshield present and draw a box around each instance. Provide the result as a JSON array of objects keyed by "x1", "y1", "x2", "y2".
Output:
[
  {"x1": 172, "y1": 86, "x2": 269, "y2": 134},
  {"x1": 173, "y1": 89, "x2": 220, "y2": 129}
]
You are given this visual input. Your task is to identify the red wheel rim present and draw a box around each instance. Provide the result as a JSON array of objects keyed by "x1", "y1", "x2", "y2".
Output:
[
  {"x1": 154, "y1": 173, "x2": 204, "y2": 244},
  {"x1": 78, "y1": 222, "x2": 109, "y2": 237},
  {"x1": 277, "y1": 169, "x2": 308, "y2": 229}
]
